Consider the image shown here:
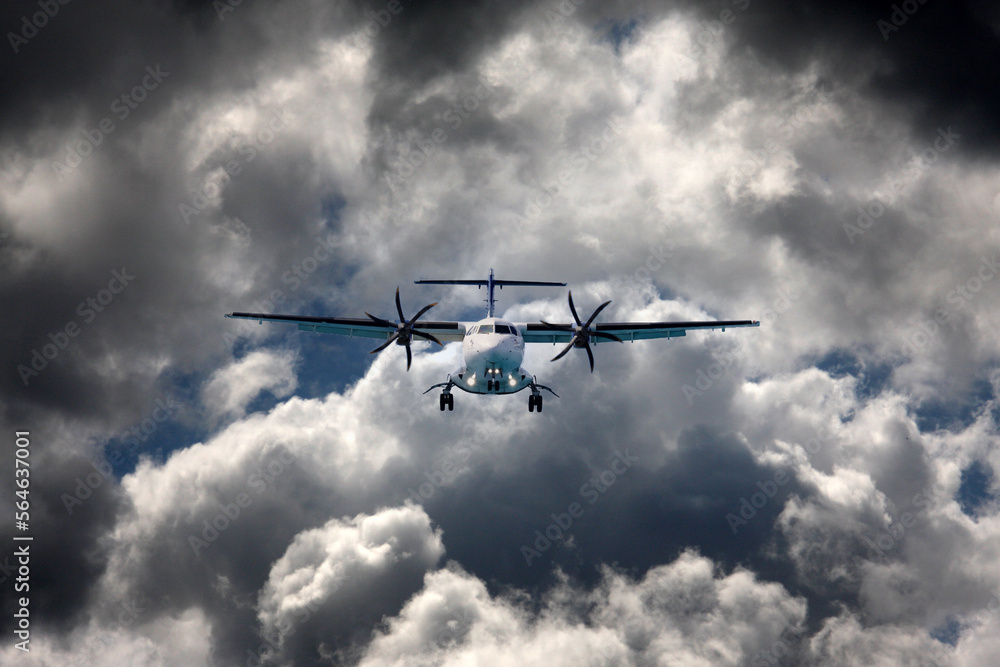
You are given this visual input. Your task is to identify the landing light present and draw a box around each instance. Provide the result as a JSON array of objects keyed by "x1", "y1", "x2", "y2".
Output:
[{"x1": 467, "y1": 373, "x2": 476, "y2": 386}]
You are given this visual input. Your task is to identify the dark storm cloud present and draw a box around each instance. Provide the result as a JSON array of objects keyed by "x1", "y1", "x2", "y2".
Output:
[
  {"x1": 364, "y1": 0, "x2": 534, "y2": 87},
  {"x1": 0, "y1": 1, "x2": 357, "y2": 429},
  {"x1": 417, "y1": 422, "x2": 827, "y2": 616},
  {"x1": 724, "y1": 0, "x2": 1000, "y2": 155},
  {"x1": 0, "y1": 2, "x2": 367, "y2": 657},
  {"x1": 0, "y1": 0, "x2": 355, "y2": 144}
]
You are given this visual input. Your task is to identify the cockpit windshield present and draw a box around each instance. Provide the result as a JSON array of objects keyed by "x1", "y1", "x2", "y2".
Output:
[{"x1": 472, "y1": 323, "x2": 516, "y2": 335}]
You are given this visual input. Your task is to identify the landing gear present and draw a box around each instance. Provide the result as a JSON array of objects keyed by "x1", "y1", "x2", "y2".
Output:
[
  {"x1": 527, "y1": 378, "x2": 557, "y2": 413},
  {"x1": 426, "y1": 379, "x2": 455, "y2": 412},
  {"x1": 487, "y1": 379, "x2": 494, "y2": 392}
]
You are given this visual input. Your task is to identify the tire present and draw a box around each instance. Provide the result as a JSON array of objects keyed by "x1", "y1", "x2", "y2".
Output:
[
  {"x1": 537, "y1": 395, "x2": 543, "y2": 412},
  {"x1": 528, "y1": 395, "x2": 535, "y2": 412},
  {"x1": 447, "y1": 394, "x2": 454, "y2": 411},
  {"x1": 439, "y1": 394, "x2": 446, "y2": 411}
]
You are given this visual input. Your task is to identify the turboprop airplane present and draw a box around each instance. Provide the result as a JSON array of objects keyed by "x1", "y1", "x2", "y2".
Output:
[{"x1": 225, "y1": 269, "x2": 759, "y2": 412}]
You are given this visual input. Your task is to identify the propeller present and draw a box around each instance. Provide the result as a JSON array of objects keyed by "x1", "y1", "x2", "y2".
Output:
[
  {"x1": 366, "y1": 288, "x2": 442, "y2": 371},
  {"x1": 540, "y1": 291, "x2": 623, "y2": 372}
]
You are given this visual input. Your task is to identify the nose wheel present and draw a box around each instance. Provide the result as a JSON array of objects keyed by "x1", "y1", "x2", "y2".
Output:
[{"x1": 425, "y1": 379, "x2": 456, "y2": 412}]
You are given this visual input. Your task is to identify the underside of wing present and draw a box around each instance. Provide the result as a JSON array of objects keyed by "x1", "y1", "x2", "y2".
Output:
[
  {"x1": 520, "y1": 319, "x2": 759, "y2": 343},
  {"x1": 225, "y1": 312, "x2": 468, "y2": 342}
]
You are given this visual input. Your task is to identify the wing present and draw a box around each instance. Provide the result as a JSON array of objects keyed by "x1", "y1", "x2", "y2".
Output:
[
  {"x1": 225, "y1": 312, "x2": 468, "y2": 342},
  {"x1": 519, "y1": 319, "x2": 759, "y2": 343}
]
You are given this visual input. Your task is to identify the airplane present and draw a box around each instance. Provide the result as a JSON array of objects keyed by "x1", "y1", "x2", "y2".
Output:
[{"x1": 225, "y1": 269, "x2": 759, "y2": 412}]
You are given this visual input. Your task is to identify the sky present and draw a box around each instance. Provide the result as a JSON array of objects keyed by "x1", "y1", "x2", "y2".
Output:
[{"x1": 2, "y1": 0, "x2": 1000, "y2": 665}]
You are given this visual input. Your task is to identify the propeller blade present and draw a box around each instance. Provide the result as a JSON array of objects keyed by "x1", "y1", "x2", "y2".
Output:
[
  {"x1": 410, "y1": 302, "x2": 438, "y2": 323},
  {"x1": 366, "y1": 312, "x2": 393, "y2": 328},
  {"x1": 405, "y1": 343, "x2": 412, "y2": 371},
  {"x1": 567, "y1": 291, "x2": 582, "y2": 326},
  {"x1": 412, "y1": 329, "x2": 443, "y2": 346},
  {"x1": 551, "y1": 338, "x2": 577, "y2": 362},
  {"x1": 591, "y1": 330, "x2": 624, "y2": 343},
  {"x1": 395, "y1": 287, "x2": 405, "y2": 322},
  {"x1": 369, "y1": 332, "x2": 400, "y2": 354},
  {"x1": 548, "y1": 295, "x2": 615, "y2": 370},
  {"x1": 584, "y1": 300, "x2": 612, "y2": 328},
  {"x1": 539, "y1": 320, "x2": 573, "y2": 331}
]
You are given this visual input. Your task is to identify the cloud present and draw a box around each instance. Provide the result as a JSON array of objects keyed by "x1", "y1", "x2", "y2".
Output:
[
  {"x1": 202, "y1": 348, "x2": 299, "y2": 420},
  {"x1": 257, "y1": 504, "x2": 445, "y2": 665},
  {"x1": 806, "y1": 611, "x2": 954, "y2": 666},
  {"x1": 0, "y1": 606, "x2": 212, "y2": 667},
  {"x1": 359, "y1": 551, "x2": 807, "y2": 666}
]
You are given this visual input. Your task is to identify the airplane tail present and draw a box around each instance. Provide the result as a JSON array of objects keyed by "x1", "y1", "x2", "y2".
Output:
[{"x1": 415, "y1": 268, "x2": 565, "y2": 317}]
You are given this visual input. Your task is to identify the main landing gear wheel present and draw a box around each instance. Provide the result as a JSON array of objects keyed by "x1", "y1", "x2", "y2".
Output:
[
  {"x1": 439, "y1": 394, "x2": 454, "y2": 411},
  {"x1": 528, "y1": 394, "x2": 543, "y2": 412}
]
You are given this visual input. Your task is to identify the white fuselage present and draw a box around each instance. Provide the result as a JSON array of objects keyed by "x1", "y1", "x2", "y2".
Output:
[{"x1": 454, "y1": 317, "x2": 533, "y2": 394}]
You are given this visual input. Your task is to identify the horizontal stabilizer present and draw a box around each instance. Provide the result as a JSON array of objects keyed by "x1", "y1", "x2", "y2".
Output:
[{"x1": 414, "y1": 279, "x2": 566, "y2": 287}]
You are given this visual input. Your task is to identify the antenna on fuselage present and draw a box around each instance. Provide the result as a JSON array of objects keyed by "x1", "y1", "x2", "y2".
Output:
[{"x1": 414, "y1": 271, "x2": 566, "y2": 318}]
